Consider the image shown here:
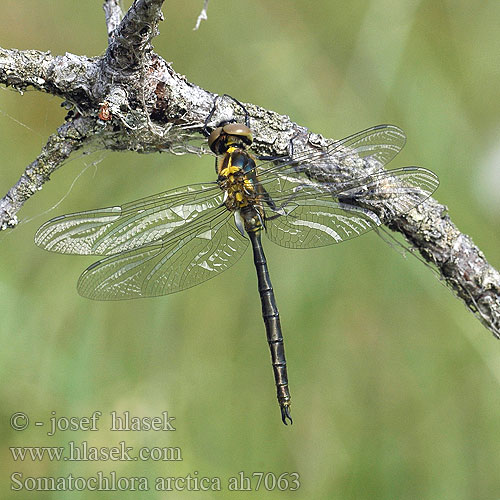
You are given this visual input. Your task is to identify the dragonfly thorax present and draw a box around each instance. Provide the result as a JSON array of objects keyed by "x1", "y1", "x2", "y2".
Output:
[
  {"x1": 216, "y1": 148, "x2": 265, "y2": 235},
  {"x1": 218, "y1": 162, "x2": 256, "y2": 209}
]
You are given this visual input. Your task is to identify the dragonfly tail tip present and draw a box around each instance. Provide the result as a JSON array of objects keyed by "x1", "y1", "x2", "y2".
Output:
[{"x1": 281, "y1": 406, "x2": 293, "y2": 425}]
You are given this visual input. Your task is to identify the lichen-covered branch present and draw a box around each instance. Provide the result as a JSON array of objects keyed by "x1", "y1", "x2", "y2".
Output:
[
  {"x1": 0, "y1": 1, "x2": 499, "y2": 339},
  {"x1": 0, "y1": 116, "x2": 95, "y2": 229},
  {"x1": 388, "y1": 199, "x2": 500, "y2": 338},
  {"x1": 0, "y1": 48, "x2": 97, "y2": 100},
  {"x1": 103, "y1": 0, "x2": 124, "y2": 41},
  {"x1": 106, "y1": 0, "x2": 165, "y2": 70}
]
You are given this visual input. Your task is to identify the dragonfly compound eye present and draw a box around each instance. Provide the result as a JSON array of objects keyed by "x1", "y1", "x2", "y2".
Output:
[
  {"x1": 208, "y1": 123, "x2": 253, "y2": 154},
  {"x1": 208, "y1": 126, "x2": 224, "y2": 154},
  {"x1": 222, "y1": 123, "x2": 253, "y2": 146}
]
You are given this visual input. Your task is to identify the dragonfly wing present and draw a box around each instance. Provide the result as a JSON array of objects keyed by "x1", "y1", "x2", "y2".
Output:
[
  {"x1": 77, "y1": 209, "x2": 249, "y2": 300},
  {"x1": 322, "y1": 124, "x2": 406, "y2": 167},
  {"x1": 264, "y1": 166, "x2": 439, "y2": 248},
  {"x1": 265, "y1": 201, "x2": 382, "y2": 248},
  {"x1": 255, "y1": 124, "x2": 407, "y2": 185},
  {"x1": 34, "y1": 183, "x2": 222, "y2": 255},
  {"x1": 159, "y1": 126, "x2": 213, "y2": 156},
  {"x1": 333, "y1": 166, "x2": 440, "y2": 218}
]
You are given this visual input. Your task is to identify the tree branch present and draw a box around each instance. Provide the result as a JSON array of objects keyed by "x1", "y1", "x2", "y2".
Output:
[
  {"x1": 103, "y1": 0, "x2": 123, "y2": 42},
  {"x1": 106, "y1": 0, "x2": 165, "y2": 70},
  {"x1": 0, "y1": 116, "x2": 95, "y2": 229},
  {"x1": 0, "y1": 48, "x2": 97, "y2": 101},
  {"x1": 0, "y1": 1, "x2": 499, "y2": 339},
  {"x1": 388, "y1": 198, "x2": 500, "y2": 339}
]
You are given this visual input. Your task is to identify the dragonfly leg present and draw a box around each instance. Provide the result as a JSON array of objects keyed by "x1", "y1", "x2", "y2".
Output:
[{"x1": 203, "y1": 93, "x2": 250, "y2": 136}]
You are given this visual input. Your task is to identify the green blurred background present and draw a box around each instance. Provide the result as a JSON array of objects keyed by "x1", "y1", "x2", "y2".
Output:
[{"x1": 1, "y1": 1, "x2": 500, "y2": 498}]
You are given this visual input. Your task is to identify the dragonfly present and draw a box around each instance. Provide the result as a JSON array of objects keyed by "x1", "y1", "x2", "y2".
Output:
[{"x1": 34, "y1": 122, "x2": 439, "y2": 424}]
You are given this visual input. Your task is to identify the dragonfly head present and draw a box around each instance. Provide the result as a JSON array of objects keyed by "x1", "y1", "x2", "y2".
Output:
[{"x1": 208, "y1": 123, "x2": 253, "y2": 155}]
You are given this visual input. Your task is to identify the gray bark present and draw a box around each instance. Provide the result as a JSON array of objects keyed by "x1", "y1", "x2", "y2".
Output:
[
  {"x1": 103, "y1": 0, "x2": 123, "y2": 41},
  {"x1": 0, "y1": 0, "x2": 498, "y2": 339}
]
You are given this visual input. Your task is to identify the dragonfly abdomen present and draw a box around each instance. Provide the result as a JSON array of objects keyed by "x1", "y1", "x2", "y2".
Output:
[{"x1": 248, "y1": 230, "x2": 292, "y2": 425}]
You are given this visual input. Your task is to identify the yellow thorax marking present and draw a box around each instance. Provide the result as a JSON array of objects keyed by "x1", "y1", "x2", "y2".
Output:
[
  {"x1": 220, "y1": 148, "x2": 242, "y2": 178},
  {"x1": 219, "y1": 145, "x2": 255, "y2": 208},
  {"x1": 220, "y1": 165, "x2": 240, "y2": 177}
]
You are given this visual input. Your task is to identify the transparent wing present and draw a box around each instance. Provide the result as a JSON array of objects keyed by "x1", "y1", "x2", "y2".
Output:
[
  {"x1": 255, "y1": 124, "x2": 407, "y2": 182},
  {"x1": 35, "y1": 124, "x2": 404, "y2": 255},
  {"x1": 155, "y1": 123, "x2": 213, "y2": 157},
  {"x1": 77, "y1": 208, "x2": 248, "y2": 300},
  {"x1": 323, "y1": 123, "x2": 406, "y2": 167},
  {"x1": 35, "y1": 183, "x2": 222, "y2": 255},
  {"x1": 262, "y1": 166, "x2": 439, "y2": 248},
  {"x1": 264, "y1": 201, "x2": 382, "y2": 248}
]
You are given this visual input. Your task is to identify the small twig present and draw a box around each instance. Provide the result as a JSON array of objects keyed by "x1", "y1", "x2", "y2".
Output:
[
  {"x1": 103, "y1": 0, "x2": 123, "y2": 42},
  {"x1": 193, "y1": 0, "x2": 209, "y2": 31}
]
